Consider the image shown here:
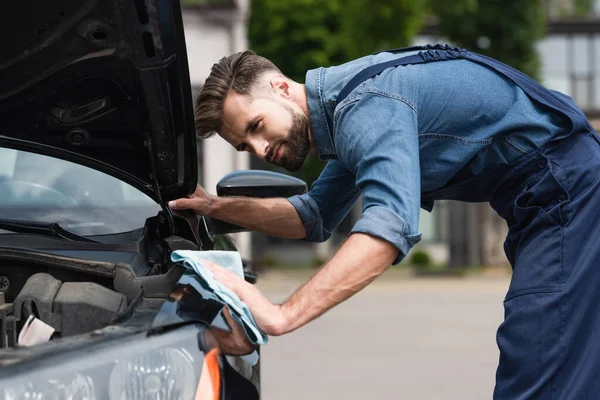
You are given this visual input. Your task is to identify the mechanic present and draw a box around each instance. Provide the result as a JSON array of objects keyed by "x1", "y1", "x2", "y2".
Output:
[{"x1": 169, "y1": 44, "x2": 600, "y2": 398}]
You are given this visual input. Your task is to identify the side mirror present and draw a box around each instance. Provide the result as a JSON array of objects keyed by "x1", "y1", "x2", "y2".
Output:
[{"x1": 207, "y1": 170, "x2": 307, "y2": 235}]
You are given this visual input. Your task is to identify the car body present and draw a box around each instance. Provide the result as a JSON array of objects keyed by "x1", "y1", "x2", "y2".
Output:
[
  {"x1": 0, "y1": 0, "x2": 307, "y2": 398},
  {"x1": 0, "y1": 148, "x2": 261, "y2": 399}
]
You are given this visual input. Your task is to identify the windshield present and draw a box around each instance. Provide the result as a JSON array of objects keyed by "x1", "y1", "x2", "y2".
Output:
[{"x1": 0, "y1": 148, "x2": 161, "y2": 236}]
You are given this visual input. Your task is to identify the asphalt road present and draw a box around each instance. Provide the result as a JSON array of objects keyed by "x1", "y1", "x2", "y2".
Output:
[{"x1": 256, "y1": 270, "x2": 510, "y2": 400}]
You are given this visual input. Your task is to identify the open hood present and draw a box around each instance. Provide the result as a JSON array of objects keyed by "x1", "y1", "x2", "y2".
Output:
[{"x1": 0, "y1": 0, "x2": 198, "y2": 203}]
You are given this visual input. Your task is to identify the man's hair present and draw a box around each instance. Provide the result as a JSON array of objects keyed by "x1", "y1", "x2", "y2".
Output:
[{"x1": 194, "y1": 50, "x2": 282, "y2": 139}]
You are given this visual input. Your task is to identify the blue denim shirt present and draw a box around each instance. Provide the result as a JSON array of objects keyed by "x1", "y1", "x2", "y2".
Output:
[{"x1": 287, "y1": 50, "x2": 572, "y2": 264}]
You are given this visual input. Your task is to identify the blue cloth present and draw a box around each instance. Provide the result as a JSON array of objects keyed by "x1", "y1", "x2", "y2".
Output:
[
  {"x1": 287, "y1": 44, "x2": 588, "y2": 264},
  {"x1": 170, "y1": 250, "x2": 268, "y2": 345}
]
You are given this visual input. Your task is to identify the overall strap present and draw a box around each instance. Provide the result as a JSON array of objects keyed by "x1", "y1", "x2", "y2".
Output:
[
  {"x1": 371, "y1": 44, "x2": 439, "y2": 55},
  {"x1": 336, "y1": 45, "x2": 468, "y2": 108},
  {"x1": 467, "y1": 52, "x2": 591, "y2": 133},
  {"x1": 336, "y1": 44, "x2": 590, "y2": 134}
]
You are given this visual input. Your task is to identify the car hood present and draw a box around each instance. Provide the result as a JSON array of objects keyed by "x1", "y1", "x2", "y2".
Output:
[{"x1": 0, "y1": 0, "x2": 197, "y2": 203}]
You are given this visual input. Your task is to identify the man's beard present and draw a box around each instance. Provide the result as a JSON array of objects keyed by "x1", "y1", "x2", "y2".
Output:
[{"x1": 269, "y1": 103, "x2": 310, "y2": 172}]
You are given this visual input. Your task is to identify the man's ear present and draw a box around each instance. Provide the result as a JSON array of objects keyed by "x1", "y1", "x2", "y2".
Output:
[{"x1": 270, "y1": 74, "x2": 292, "y2": 99}]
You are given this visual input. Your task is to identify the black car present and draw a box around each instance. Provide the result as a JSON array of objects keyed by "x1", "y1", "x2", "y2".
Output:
[{"x1": 0, "y1": 0, "x2": 305, "y2": 398}]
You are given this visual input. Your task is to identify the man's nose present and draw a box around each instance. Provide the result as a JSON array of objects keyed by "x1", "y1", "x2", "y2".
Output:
[{"x1": 249, "y1": 138, "x2": 269, "y2": 159}]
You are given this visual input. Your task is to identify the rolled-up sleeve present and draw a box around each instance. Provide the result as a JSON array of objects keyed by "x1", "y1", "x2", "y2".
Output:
[
  {"x1": 287, "y1": 159, "x2": 361, "y2": 243},
  {"x1": 335, "y1": 92, "x2": 422, "y2": 264}
]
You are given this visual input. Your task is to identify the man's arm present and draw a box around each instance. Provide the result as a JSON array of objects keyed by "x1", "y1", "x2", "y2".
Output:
[
  {"x1": 279, "y1": 232, "x2": 398, "y2": 333},
  {"x1": 169, "y1": 185, "x2": 306, "y2": 239},
  {"x1": 206, "y1": 91, "x2": 423, "y2": 343},
  {"x1": 204, "y1": 232, "x2": 398, "y2": 336},
  {"x1": 169, "y1": 158, "x2": 360, "y2": 241}
]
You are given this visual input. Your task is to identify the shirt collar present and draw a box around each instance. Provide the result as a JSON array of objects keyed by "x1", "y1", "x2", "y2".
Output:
[{"x1": 305, "y1": 68, "x2": 337, "y2": 160}]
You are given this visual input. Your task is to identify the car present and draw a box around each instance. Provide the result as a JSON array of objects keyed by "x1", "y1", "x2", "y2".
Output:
[{"x1": 0, "y1": 0, "x2": 305, "y2": 398}]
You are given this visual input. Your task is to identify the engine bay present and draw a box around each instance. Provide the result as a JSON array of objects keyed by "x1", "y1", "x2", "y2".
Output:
[{"x1": 0, "y1": 247, "x2": 183, "y2": 348}]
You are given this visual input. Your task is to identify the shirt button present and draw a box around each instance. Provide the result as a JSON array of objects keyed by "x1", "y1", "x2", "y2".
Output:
[
  {"x1": 538, "y1": 159, "x2": 546, "y2": 168},
  {"x1": 558, "y1": 194, "x2": 567, "y2": 202}
]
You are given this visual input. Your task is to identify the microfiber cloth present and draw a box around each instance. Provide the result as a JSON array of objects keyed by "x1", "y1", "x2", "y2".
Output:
[{"x1": 170, "y1": 250, "x2": 268, "y2": 345}]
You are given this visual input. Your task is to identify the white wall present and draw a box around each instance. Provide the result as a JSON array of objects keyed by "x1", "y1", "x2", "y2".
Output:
[{"x1": 182, "y1": 2, "x2": 252, "y2": 259}]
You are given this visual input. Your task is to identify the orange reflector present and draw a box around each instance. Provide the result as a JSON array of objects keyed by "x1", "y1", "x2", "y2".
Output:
[{"x1": 195, "y1": 348, "x2": 221, "y2": 400}]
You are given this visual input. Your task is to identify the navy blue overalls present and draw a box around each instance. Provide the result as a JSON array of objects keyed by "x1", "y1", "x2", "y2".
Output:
[{"x1": 336, "y1": 44, "x2": 600, "y2": 399}]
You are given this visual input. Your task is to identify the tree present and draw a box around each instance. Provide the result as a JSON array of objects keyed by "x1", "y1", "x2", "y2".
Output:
[
  {"x1": 249, "y1": 0, "x2": 430, "y2": 80},
  {"x1": 249, "y1": 0, "x2": 432, "y2": 187},
  {"x1": 573, "y1": 0, "x2": 596, "y2": 16},
  {"x1": 337, "y1": 0, "x2": 428, "y2": 60},
  {"x1": 429, "y1": 0, "x2": 546, "y2": 79},
  {"x1": 549, "y1": 0, "x2": 596, "y2": 16},
  {"x1": 248, "y1": 0, "x2": 345, "y2": 83}
]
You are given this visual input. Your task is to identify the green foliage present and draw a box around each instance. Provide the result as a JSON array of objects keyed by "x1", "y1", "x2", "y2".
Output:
[
  {"x1": 249, "y1": 0, "x2": 429, "y2": 183},
  {"x1": 337, "y1": 0, "x2": 428, "y2": 60},
  {"x1": 291, "y1": 152, "x2": 326, "y2": 189},
  {"x1": 249, "y1": 0, "x2": 547, "y2": 87},
  {"x1": 249, "y1": 0, "x2": 429, "y2": 81},
  {"x1": 549, "y1": 0, "x2": 596, "y2": 16},
  {"x1": 410, "y1": 249, "x2": 431, "y2": 266},
  {"x1": 573, "y1": 0, "x2": 596, "y2": 16},
  {"x1": 259, "y1": 254, "x2": 278, "y2": 268},
  {"x1": 429, "y1": 0, "x2": 546, "y2": 79},
  {"x1": 248, "y1": 0, "x2": 345, "y2": 82}
]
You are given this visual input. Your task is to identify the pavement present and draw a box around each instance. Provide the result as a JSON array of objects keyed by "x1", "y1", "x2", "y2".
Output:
[{"x1": 256, "y1": 268, "x2": 511, "y2": 400}]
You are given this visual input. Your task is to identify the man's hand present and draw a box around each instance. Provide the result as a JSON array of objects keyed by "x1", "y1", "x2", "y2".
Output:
[
  {"x1": 167, "y1": 185, "x2": 307, "y2": 239},
  {"x1": 168, "y1": 185, "x2": 214, "y2": 216},
  {"x1": 202, "y1": 260, "x2": 289, "y2": 336},
  {"x1": 212, "y1": 307, "x2": 257, "y2": 356}
]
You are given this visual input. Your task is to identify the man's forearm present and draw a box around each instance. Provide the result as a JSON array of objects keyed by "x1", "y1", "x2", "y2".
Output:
[
  {"x1": 278, "y1": 233, "x2": 399, "y2": 334},
  {"x1": 209, "y1": 195, "x2": 306, "y2": 239}
]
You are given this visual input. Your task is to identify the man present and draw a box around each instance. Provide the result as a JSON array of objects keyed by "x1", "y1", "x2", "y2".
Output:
[{"x1": 169, "y1": 44, "x2": 600, "y2": 398}]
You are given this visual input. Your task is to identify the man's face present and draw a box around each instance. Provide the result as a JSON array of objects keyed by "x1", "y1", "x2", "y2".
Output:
[{"x1": 220, "y1": 91, "x2": 311, "y2": 172}]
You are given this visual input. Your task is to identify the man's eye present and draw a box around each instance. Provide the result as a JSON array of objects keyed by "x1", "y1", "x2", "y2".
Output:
[{"x1": 252, "y1": 121, "x2": 260, "y2": 131}]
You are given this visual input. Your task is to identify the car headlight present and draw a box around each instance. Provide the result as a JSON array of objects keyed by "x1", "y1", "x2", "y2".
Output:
[
  {"x1": 0, "y1": 324, "x2": 221, "y2": 400},
  {"x1": 4, "y1": 373, "x2": 95, "y2": 400},
  {"x1": 108, "y1": 347, "x2": 197, "y2": 400}
]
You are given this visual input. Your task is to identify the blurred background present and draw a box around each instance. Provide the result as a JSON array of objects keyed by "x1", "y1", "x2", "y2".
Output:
[
  {"x1": 181, "y1": 0, "x2": 600, "y2": 274},
  {"x1": 178, "y1": 0, "x2": 599, "y2": 398}
]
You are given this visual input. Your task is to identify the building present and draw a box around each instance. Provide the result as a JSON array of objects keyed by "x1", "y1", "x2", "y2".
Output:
[{"x1": 181, "y1": 0, "x2": 252, "y2": 258}]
